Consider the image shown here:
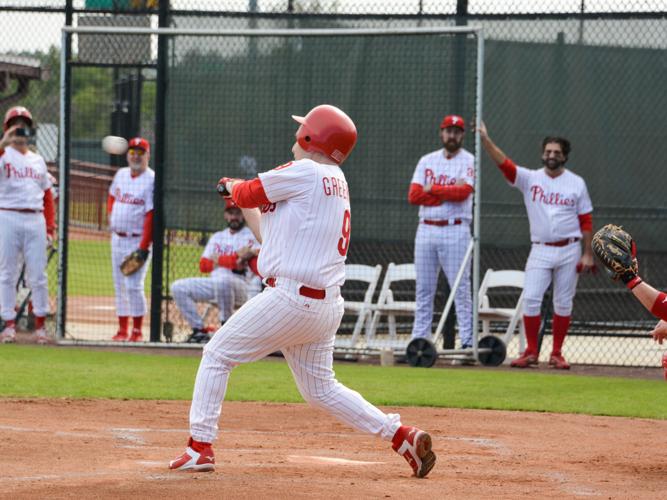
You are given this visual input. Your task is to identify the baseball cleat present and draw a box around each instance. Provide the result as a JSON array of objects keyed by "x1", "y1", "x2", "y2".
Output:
[
  {"x1": 186, "y1": 326, "x2": 216, "y2": 344},
  {"x1": 169, "y1": 438, "x2": 215, "y2": 472},
  {"x1": 548, "y1": 353, "x2": 570, "y2": 370},
  {"x1": 392, "y1": 425, "x2": 436, "y2": 478},
  {"x1": 510, "y1": 351, "x2": 539, "y2": 368},
  {"x1": 112, "y1": 330, "x2": 128, "y2": 342},
  {"x1": 129, "y1": 328, "x2": 143, "y2": 342},
  {"x1": 34, "y1": 327, "x2": 49, "y2": 345},
  {"x1": 0, "y1": 326, "x2": 16, "y2": 344}
]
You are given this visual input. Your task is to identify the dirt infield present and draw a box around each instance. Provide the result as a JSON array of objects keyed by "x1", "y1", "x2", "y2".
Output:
[{"x1": 0, "y1": 400, "x2": 665, "y2": 499}]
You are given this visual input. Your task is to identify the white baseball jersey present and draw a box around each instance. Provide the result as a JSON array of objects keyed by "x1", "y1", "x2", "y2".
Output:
[
  {"x1": 108, "y1": 167, "x2": 155, "y2": 234},
  {"x1": 0, "y1": 146, "x2": 51, "y2": 210},
  {"x1": 202, "y1": 227, "x2": 261, "y2": 280},
  {"x1": 257, "y1": 159, "x2": 350, "y2": 288},
  {"x1": 512, "y1": 166, "x2": 593, "y2": 242},
  {"x1": 410, "y1": 148, "x2": 475, "y2": 222}
]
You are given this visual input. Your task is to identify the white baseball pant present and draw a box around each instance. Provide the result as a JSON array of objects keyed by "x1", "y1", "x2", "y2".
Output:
[
  {"x1": 412, "y1": 222, "x2": 473, "y2": 345},
  {"x1": 188, "y1": 277, "x2": 401, "y2": 443},
  {"x1": 522, "y1": 242, "x2": 581, "y2": 317},
  {"x1": 0, "y1": 210, "x2": 49, "y2": 321},
  {"x1": 111, "y1": 233, "x2": 150, "y2": 317},
  {"x1": 171, "y1": 274, "x2": 248, "y2": 329}
]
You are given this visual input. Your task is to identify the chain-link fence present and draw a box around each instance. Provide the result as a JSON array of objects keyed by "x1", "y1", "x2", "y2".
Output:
[{"x1": 2, "y1": 1, "x2": 666, "y2": 366}]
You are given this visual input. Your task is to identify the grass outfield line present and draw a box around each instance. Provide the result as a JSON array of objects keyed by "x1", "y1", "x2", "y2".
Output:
[{"x1": 1, "y1": 346, "x2": 665, "y2": 419}]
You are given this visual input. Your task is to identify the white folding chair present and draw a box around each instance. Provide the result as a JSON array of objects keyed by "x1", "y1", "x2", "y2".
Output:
[
  {"x1": 338, "y1": 264, "x2": 383, "y2": 348},
  {"x1": 367, "y1": 263, "x2": 417, "y2": 343},
  {"x1": 478, "y1": 269, "x2": 525, "y2": 348}
]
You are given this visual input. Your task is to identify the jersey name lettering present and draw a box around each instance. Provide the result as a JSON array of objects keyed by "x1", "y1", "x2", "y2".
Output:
[
  {"x1": 4, "y1": 163, "x2": 43, "y2": 181},
  {"x1": 529, "y1": 185, "x2": 575, "y2": 207},
  {"x1": 322, "y1": 176, "x2": 349, "y2": 200},
  {"x1": 424, "y1": 168, "x2": 457, "y2": 186},
  {"x1": 114, "y1": 187, "x2": 146, "y2": 206}
]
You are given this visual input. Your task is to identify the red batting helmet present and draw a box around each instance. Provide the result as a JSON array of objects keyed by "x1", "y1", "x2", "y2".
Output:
[
  {"x1": 128, "y1": 137, "x2": 150, "y2": 153},
  {"x1": 292, "y1": 105, "x2": 357, "y2": 164},
  {"x1": 440, "y1": 115, "x2": 465, "y2": 131},
  {"x1": 3, "y1": 106, "x2": 33, "y2": 132}
]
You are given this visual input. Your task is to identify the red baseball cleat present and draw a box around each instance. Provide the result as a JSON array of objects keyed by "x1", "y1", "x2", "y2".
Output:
[
  {"x1": 0, "y1": 325, "x2": 16, "y2": 344},
  {"x1": 34, "y1": 327, "x2": 49, "y2": 345},
  {"x1": 112, "y1": 330, "x2": 128, "y2": 342},
  {"x1": 128, "y1": 328, "x2": 143, "y2": 342},
  {"x1": 548, "y1": 353, "x2": 570, "y2": 370},
  {"x1": 169, "y1": 438, "x2": 215, "y2": 472},
  {"x1": 391, "y1": 426, "x2": 436, "y2": 478},
  {"x1": 510, "y1": 351, "x2": 538, "y2": 368}
]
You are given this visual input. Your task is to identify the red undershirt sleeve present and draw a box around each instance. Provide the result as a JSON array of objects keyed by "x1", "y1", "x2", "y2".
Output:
[
  {"x1": 232, "y1": 178, "x2": 270, "y2": 208},
  {"x1": 43, "y1": 189, "x2": 55, "y2": 236},
  {"x1": 138, "y1": 210, "x2": 154, "y2": 251},
  {"x1": 247, "y1": 255, "x2": 260, "y2": 277},
  {"x1": 430, "y1": 183, "x2": 474, "y2": 202},
  {"x1": 107, "y1": 194, "x2": 115, "y2": 215},
  {"x1": 217, "y1": 254, "x2": 238, "y2": 269},
  {"x1": 407, "y1": 183, "x2": 442, "y2": 206},
  {"x1": 578, "y1": 212, "x2": 593, "y2": 232},
  {"x1": 199, "y1": 257, "x2": 214, "y2": 274},
  {"x1": 498, "y1": 158, "x2": 518, "y2": 184},
  {"x1": 651, "y1": 293, "x2": 667, "y2": 321}
]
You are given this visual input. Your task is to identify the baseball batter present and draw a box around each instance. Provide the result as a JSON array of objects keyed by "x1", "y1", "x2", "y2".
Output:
[
  {"x1": 408, "y1": 115, "x2": 475, "y2": 348},
  {"x1": 169, "y1": 105, "x2": 436, "y2": 478},
  {"x1": 0, "y1": 106, "x2": 55, "y2": 345},
  {"x1": 107, "y1": 137, "x2": 154, "y2": 342},
  {"x1": 171, "y1": 199, "x2": 261, "y2": 343},
  {"x1": 479, "y1": 121, "x2": 594, "y2": 369}
]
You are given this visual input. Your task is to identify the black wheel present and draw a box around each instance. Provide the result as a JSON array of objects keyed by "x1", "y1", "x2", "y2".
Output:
[
  {"x1": 477, "y1": 336, "x2": 507, "y2": 366},
  {"x1": 405, "y1": 338, "x2": 438, "y2": 368}
]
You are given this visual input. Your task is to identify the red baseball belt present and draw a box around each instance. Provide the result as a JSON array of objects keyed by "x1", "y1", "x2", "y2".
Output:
[
  {"x1": 423, "y1": 219, "x2": 462, "y2": 227},
  {"x1": 115, "y1": 232, "x2": 142, "y2": 237},
  {"x1": 537, "y1": 237, "x2": 581, "y2": 247},
  {"x1": 265, "y1": 277, "x2": 326, "y2": 300},
  {"x1": 0, "y1": 207, "x2": 42, "y2": 213}
]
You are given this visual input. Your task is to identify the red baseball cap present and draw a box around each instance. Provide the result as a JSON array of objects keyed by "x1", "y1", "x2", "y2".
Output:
[
  {"x1": 128, "y1": 137, "x2": 150, "y2": 152},
  {"x1": 440, "y1": 115, "x2": 465, "y2": 131},
  {"x1": 224, "y1": 198, "x2": 240, "y2": 211}
]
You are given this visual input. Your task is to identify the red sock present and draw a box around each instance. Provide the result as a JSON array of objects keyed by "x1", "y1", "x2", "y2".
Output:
[
  {"x1": 35, "y1": 316, "x2": 45, "y2": 329},
  {"x1": 551, "y1": 314, "x2": 571, "y2": 356},
  {"x1": 188, "y1": 437, "x2": 211, "y2": 452},
  {"x1": 523, "y1": 315, "x2": 541, "y2": 355},
  {"x1": 4, "y1": 319, "x2": 16, "y2": 329},
  {"x1": 132, "y1": 316, "x2": 143, "y2": 330},
  {"x1": 118, "y1": 316, "x2": 129, "y2": 334}
]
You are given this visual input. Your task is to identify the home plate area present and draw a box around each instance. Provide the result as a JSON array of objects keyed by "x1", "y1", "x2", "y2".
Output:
[{"x1": 0, "y1": 400, "x2": 664, "y2": 499}]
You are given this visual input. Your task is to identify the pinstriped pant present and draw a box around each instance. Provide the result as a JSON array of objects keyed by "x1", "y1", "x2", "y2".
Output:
[{"x1": 189, "y1": 282, "x2": 401, "y2": 443}]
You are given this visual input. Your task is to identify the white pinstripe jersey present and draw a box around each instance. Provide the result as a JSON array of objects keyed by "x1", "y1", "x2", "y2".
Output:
[
  {"x1": 410, "y1": 148, "x2": 475, "y2": 222},
  {"x1": 0, "y1": 146, "x2": 51, "y2": 210},
  {"x1": 512, "y1": 166, "x2": 593, "y2": 242},
  {"x1": 109, "y1": 167, "x2": 155, "y2": 235},
  {"x1": 202, "y1": 227, "x2": 260, "y2": 280},
  {"x1": 257, "y1": 159, "x2": 350, "y2": 288}
]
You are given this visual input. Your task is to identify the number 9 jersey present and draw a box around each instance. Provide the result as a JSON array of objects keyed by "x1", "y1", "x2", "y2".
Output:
[{"x1": 257, "y1": 159, "x2": 350, "y2": 289}]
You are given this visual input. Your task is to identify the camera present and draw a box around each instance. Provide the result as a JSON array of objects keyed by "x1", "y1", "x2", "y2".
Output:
[{"x1": 14, "y1": 128, "x2": 35, "y2": 138}]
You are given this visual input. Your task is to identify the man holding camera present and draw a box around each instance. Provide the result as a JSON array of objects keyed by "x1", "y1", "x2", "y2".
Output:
[{"x1": 0, "y1": 106, "x2": 55, "y2": 344}]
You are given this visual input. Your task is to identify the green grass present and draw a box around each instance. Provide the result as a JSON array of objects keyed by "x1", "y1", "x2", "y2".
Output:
[
  {"x1": 1, "y1": 345, "x2": 666, "y2": 419},
  {"x1": 48, "y1": 239, "x2": 202, "y2": 296}
]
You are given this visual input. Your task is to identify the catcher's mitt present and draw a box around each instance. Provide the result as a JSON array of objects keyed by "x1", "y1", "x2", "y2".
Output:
[
  {"x1": 120, "y1": 249, "x2": 149, "y2": 276},
  {"x1": 591, "y1": 224, "x2": 638, "y2": 283}
]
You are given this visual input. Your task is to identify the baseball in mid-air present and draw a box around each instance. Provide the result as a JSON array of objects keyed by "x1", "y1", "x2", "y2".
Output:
[{"x1": 102, "y1": 135, "x2": 128, "y2": 155}]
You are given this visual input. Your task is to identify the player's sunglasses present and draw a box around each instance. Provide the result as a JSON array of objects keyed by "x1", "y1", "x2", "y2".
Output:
[{"x1": 128, "y1": 148, "x2": 146, "y2": 156}]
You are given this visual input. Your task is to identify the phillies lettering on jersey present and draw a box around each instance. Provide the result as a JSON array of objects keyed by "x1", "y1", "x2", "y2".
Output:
[
  {"x1": 512, "y1": 165, "x2": 593, "y2": 242},
  {"x1": 257, "y1": 158, "x2": 350, "y2": 288},
  {"x1": 0, "y1": 146, "x2": 51, "y2": 210},
  {"x1": 108, "y1": 167, "x2": 155, "y2": 235},
  {"x1": 202, "y1": 227, "x2": 260, "y2": 280},
  {"x1": 410, "y1": 148, "x2": 475, "y2": 222}
]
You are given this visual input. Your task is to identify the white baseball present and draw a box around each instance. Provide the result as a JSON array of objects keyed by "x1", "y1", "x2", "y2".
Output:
[{"x1": 102, "y1": 136, "x2": 128, "y2": 155}]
